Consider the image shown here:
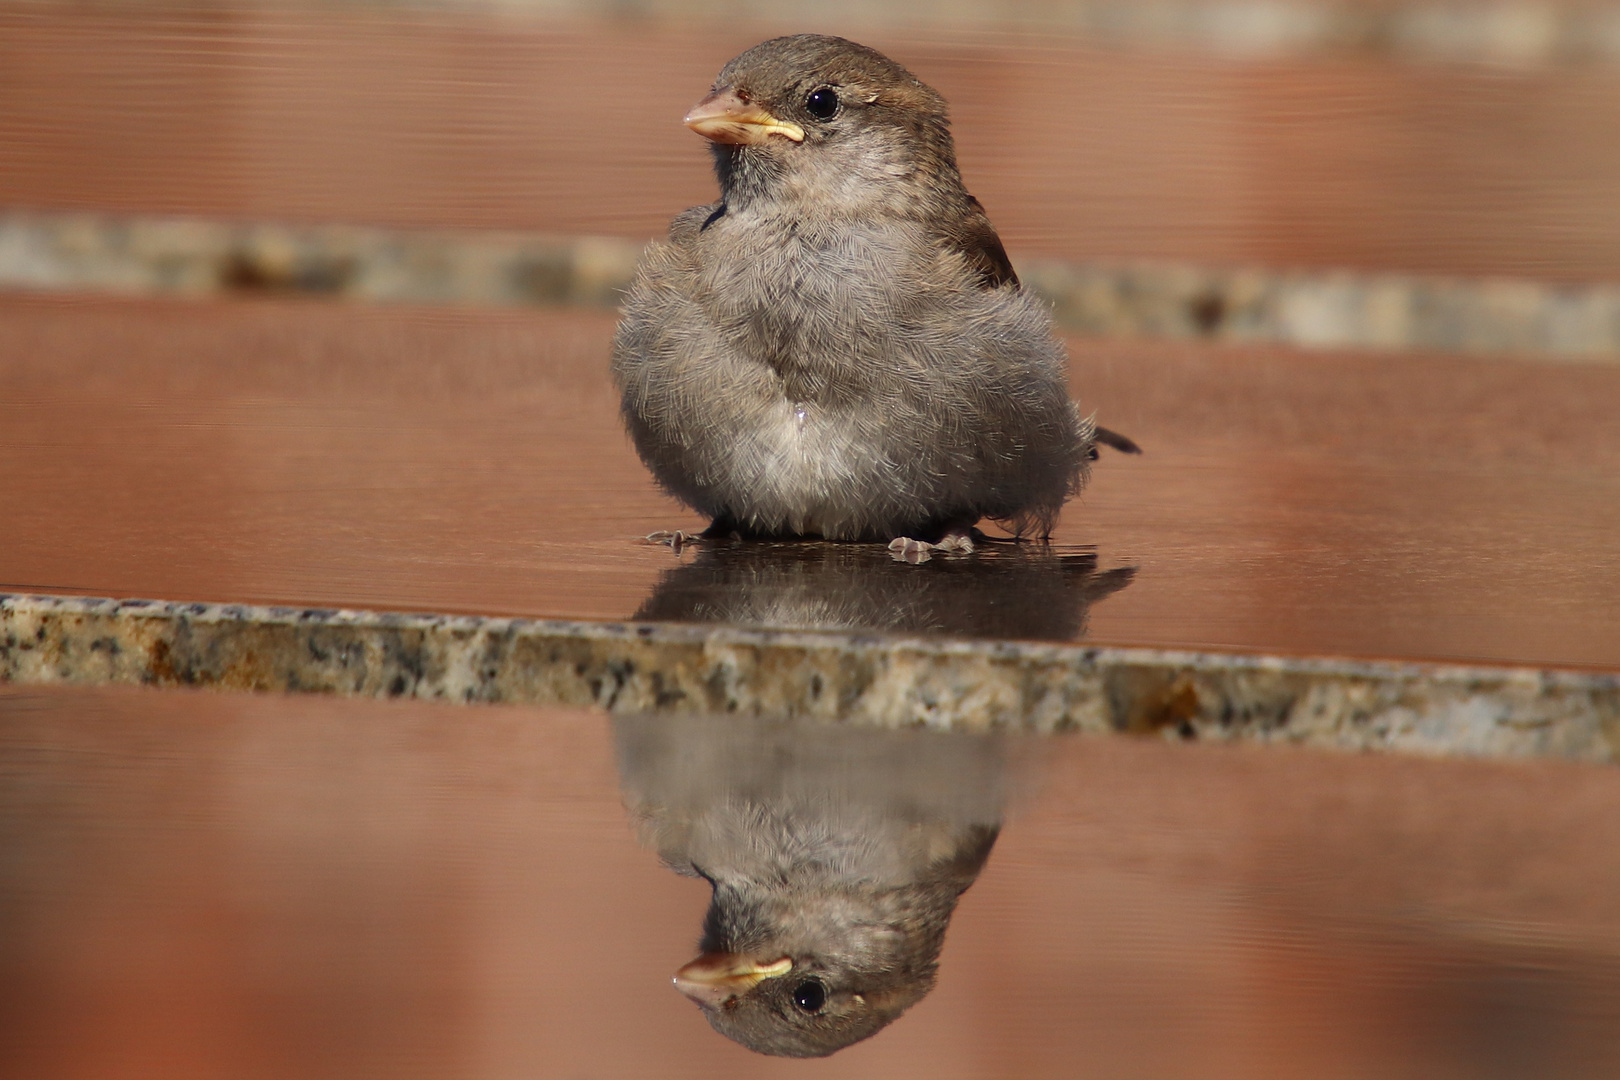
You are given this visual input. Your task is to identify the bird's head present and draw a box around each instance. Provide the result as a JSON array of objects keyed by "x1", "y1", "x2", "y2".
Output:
[
  {"x1": 669, "y1": 825, "x2": 997, "y2": 1057},
  {"x1": 672, "y1": 941, "x2": 933, "y2": 1059},
  {"x1": 684, "y1": 35, "x2": 962, "y2": 216}
]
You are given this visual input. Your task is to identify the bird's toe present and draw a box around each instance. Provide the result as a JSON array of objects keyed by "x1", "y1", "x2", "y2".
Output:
[
  {"x1": 888, "y1": 537, "x2": 935, "y2": 564},
  {"x1": 647, "y1": 529, "x2": 696, "y2": 552}
]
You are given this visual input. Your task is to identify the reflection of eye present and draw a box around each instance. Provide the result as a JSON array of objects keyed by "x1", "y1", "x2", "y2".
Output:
[
  {"x1": 791, "y1": 980, "x2": 827, "y2": 1013},
  {"x1": 805, "y1": 87, "x2": 839, "y2": 120}
]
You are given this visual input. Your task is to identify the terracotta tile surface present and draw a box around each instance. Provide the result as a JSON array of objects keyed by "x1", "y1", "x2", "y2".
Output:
[
  {"x1": 1, "y1": 685, "x2": 1617, "y2": 1078},
  {"x1": 4, "y1": 7, "x2": 1620, "y2": 279},
  {"x1": 3, "y1": 294, "x2": 1617, "y2": 668}
]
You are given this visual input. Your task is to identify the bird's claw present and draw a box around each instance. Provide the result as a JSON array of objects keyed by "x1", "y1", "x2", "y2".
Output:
[
  {"x1": 888, "y1": 533, "x2": 974, "y2": 564},
  {"x1": 888, "y1": 537, "x2": 933, "y2": 564},
  {"x1": 646, "y1": 529, "x2": 695, "y2": 553}
]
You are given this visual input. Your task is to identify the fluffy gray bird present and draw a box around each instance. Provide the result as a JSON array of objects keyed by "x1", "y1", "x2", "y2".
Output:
[
  {"x1": 613, "y1": 34, "x2": 1137, "y2": 554},
  {"x1": 615, "y1": 713, "x2": 1015, "y2": 1057}
]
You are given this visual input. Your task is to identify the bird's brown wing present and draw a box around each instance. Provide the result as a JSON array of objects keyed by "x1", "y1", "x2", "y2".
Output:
[
  {"x1": 942, "y1": 195, "x2": 1019, "y2": 289},
  {"x1": 940, "y1": 198, "x2": 1144, "y2": 455}
]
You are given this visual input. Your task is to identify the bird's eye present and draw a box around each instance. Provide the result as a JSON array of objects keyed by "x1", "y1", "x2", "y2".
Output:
[
  {"x1": 791, "y1": 980, "x2": 827, "y2": 1014},
  {"x1": 805, "y1": 87, "x2": 840, "y2": 121}
]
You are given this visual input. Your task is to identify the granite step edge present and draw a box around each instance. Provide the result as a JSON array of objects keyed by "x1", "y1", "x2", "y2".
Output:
[{"x1": 2, "y1": 593, "x2": 1615, "y2": 765}]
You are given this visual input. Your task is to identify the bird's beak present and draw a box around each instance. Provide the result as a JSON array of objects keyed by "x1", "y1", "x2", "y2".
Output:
[
  {"x1": 684, "y1": 88, "x2": 805, "y2": 145},
  {"x1": 673, "y1": 952, "x2": 793, "y2": 1009}
]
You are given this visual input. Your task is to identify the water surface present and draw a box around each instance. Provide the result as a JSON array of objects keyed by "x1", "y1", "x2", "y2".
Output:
[
  {"x1": 3, "y1": 296, "x2": 1618, "y2": 668},
  {"x1": 3, "y1": 685, "x2": 1619, "y2": 1077}
]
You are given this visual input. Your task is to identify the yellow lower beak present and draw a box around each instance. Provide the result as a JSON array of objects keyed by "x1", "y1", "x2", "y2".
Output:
[
  {"x1": 684, "y1": 88, "x2": 805, "y2": 145},
  {"x1": 673, "y1": 952, "x2": 793, "y2": 1009}
]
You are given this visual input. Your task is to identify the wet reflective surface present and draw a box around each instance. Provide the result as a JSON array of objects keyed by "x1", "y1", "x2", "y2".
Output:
[
  {"x1": 635, "y1": 541, "x2": 1135, "y2": 639},
  {"x1": 6, "y1": 7, "x2": 1620, "y2": 1077},
  {"x1": 4, "y1": 684, "x2": 1620, "y2": 1076},
  {"x1": 5, "y1": 6, "x2": 1620, "y2": 280},
  {"x1": 4, "y1": 295, "x2": 1619, "y2": 668},
  {"x1": 617, "y1": 712, "x2": 1012, "y2": 1056}
]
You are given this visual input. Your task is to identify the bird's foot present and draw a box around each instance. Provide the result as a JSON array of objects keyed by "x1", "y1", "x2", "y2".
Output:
[
  {"x1": 646, "y1": 529, "x2": 698, "y2": 553},
  {"x1": 888, "y1": 537, "x2": 933, "y2": 563},
  {"x1": 888, "y1": 531, "x2": 975, "y2": 564}
]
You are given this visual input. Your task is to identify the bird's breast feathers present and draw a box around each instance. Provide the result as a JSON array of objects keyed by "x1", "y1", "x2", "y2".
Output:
[{"x1": 682, "y1": 213, "x2": 1007, "y2": 361}]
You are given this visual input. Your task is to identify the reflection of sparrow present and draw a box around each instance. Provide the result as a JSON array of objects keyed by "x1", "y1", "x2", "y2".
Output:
[
  {"x1": 635, "y1": 541, "x2": 1135, "y2": 641},
  {"x1": 614, "y1": 713, "x2": 1015, "y2": 1057},
  {"x1": 613, "y1": 35, "x2": 1138, "y2": 551}
]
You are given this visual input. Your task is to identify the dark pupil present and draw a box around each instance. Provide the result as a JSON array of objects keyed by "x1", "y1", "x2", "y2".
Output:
[
  {"x1": 792, "y1": 980, "x2": 827, "y2": 1013},
  {"x1": 805, "y1": 88, "x2": 839, "y2": 120}
]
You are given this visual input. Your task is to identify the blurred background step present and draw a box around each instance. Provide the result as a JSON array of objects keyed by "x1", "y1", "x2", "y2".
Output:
[
  {"x1": 8, "y1": 210, "x2": 1620, "y2": 359},
  {"x1": 10, "y1": 0, "x2": 1620, "y2": 68},
  {"x1": 4, "y1": 4, "x2": 1620, "y2": 282}
]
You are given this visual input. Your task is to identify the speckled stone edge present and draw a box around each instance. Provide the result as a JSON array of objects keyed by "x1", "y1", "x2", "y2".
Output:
[
  {"x1": 6, "y1": 211, "x2": 1620, "y2": 363},
  {"x1": 3, "y1": 594, "x2": 1616, "y2": 764}
]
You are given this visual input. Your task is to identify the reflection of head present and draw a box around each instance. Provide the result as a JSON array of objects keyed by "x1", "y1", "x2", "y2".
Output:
[
  {"x1": 635, "y1": 541, "x2": 1134, "y2": 641},
  {"x1": 614, "y1": 713, "x2": 1015, "y2": 1057}
]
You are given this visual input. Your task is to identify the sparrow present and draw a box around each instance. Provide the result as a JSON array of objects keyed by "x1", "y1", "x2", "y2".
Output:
[
  {"x1": 613, "y1": 712, "x2": 1015, "y2": 1057},
  {"x1": 612, "y1": 34, "x2": 1138, "y2": 555},
  {"x1": 634, "y1": 540, "x2": 1136, "y2": 640}
]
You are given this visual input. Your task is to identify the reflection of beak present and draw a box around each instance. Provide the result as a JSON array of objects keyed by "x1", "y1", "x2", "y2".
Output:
[
  {"x1": 684, "y1": 88, "x2": 805, "y2": 145},
  {"x1": 673, "y1": 952, "x2": 793, "y2": 1009}
]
